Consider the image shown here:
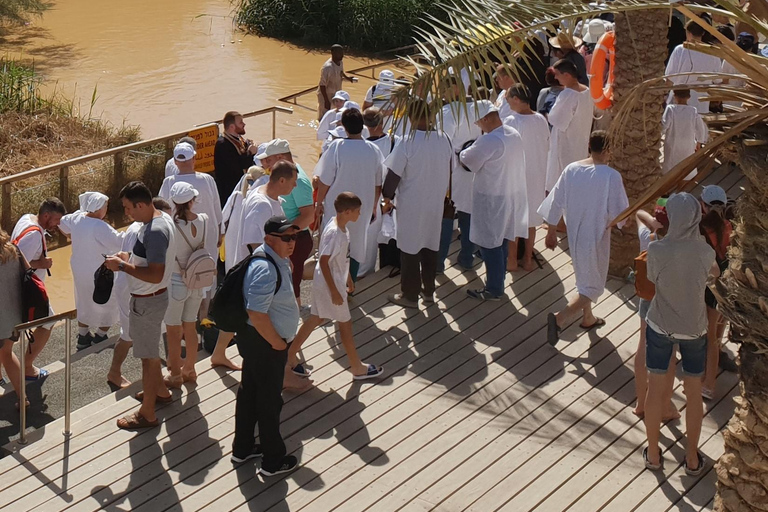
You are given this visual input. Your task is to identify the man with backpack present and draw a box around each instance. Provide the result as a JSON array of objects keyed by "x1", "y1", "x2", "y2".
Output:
[
  {"x1": 11, "y1": 197, "x2": 67, "y2": 380},
  {"x1": 220, "y1": 215, "x2": 301, "y2": 476}
]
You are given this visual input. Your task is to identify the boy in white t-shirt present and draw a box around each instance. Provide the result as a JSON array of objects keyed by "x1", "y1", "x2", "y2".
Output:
[{"x1": 287, "y1": 193, "x2": 384, "y2": 381}]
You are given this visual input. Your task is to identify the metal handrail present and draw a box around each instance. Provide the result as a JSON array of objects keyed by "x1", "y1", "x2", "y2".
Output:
[{"x1": 14, "y1": 309, "x2": 77, "y2": 445}]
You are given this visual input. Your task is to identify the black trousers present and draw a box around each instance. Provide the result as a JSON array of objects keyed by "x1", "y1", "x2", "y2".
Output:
[
  {"x1": 233, "y1": 326, "x2": 288, "y2": 471},
  {"x1": 400, "y1": 248, "x2": 438, "y2": 302}
]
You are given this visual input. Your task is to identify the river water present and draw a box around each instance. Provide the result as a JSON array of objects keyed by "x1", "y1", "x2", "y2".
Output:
[{"x1": 4, "y1": 0, "x2": 382, "y2": 311}]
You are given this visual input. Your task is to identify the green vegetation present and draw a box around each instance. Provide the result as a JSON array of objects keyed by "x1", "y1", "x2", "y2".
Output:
[{"x1": 234, "y1": 0, "x2": 441, "y2": 52}]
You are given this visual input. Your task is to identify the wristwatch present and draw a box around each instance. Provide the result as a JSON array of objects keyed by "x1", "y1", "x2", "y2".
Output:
[{"x1": 118, "y1": 261, "x2": 125, "y2": 272}]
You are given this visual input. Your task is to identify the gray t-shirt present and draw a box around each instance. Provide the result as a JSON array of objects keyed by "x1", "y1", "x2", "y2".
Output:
[
  {"x1": 129, "y1": 212, "x2": 176, "y2": 295},
  {"x1": 646, "y1": 237, "x2": 715, "y2": 337}
]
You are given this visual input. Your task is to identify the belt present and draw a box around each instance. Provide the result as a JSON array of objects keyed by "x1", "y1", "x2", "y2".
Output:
[{"x1": 131, "y1": 288, "x2": 167, "y2": 298}]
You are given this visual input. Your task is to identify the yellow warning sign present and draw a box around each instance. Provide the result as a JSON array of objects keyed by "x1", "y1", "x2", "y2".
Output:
[{"x1": 187, "y1": 124, "x2": 220, "y2": 173}]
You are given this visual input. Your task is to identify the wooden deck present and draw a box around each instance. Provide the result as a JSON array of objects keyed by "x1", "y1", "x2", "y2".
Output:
[{"x1": 0, "y1": 169, "x2": 744, "y2": 512}]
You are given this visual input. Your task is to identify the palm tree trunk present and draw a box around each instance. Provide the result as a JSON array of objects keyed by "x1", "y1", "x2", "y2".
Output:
[
  {"x1": 713, "y1": 143, "x2": 768, "y2": 512},
  {"x1": 608, "y1": 9, "x2": 669, "y2": 277}
]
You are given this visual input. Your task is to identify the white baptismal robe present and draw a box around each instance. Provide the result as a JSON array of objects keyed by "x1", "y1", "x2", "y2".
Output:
[
  {"x1": 58, "y1": 211, "x2": 123, "y2": 327},
  {"x1": 460, "y1": 124, "x2": 529, "y2": 249},
  {"x1": 440, "y1": 101, "x2": 482, "y2": 215},
  {"x1": 505, "y1": 112, "x2": 550, "y2": 229},
  {"x1": 538, "y1": 162, "x2": 629, "y2": 302},
  {"x1": 315, "y1": 138, "x2": 383, "y2": 262},
  {"x1": 221, "y1": 175, "x2": 248, "y2": 272},
  {"x1": 545, "y1": 87, "x2": 594, "y2": 191},
  {"x1": 665, "y1": 45, "x2": 722, "y2": 114},
  {"x1": 662, "y1": 103, "x2": 709, "y2": 180}
]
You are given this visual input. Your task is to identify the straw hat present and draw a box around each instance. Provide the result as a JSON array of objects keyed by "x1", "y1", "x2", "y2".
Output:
[{"x1": 549, "y1": 31, "x2": 583, "y2": 49}]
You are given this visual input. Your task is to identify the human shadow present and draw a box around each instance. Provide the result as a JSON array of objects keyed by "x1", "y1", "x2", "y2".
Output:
[{"x1": 0, "y1": 380, "x2": 57, "y2": 447}]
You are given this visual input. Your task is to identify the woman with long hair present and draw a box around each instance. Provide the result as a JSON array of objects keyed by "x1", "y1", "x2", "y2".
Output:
[
  {"x1": 164, "y1": 182, "x2": 209, "y2": 387},
  {"x1": 0, "y1": 228, "x2": 27, "y2": 408}
]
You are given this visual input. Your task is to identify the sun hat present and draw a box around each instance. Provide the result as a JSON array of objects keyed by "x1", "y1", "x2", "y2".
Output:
[
  {"x1": 549, "y1": 31, "x2": 583, "y2": 49},
  {"x1": 332, "y1": 90, "x2": 350, "y2": 102},
  {"x1": 701, "y1": 185, "x2": 727, "y2": 206},
  {"x1": 173, "y1": 142, "x2": 196, "y2": 162},
  {"x1": 170, "y1": 182, "x2": 199, "y2": 204},
  {"x1": 255, "y1": 139, "x2": 291, "y2": 160},
  {"x1": 582, "y1": 19, "x2": 607, "y2": 44},
  {"x1": 474, "y1": 99, "x2": 498, "y2": 120}
]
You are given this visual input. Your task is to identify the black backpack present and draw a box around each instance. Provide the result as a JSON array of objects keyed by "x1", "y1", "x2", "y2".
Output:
[
  {"x1": 208, "y1": 252, "x2": 281, "y2": 334},
  {"x1": 17, "y1": 251, "x2": 50, "y2": 323}
]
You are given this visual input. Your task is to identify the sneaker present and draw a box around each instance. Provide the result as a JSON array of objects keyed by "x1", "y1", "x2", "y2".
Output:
[
  {"x1": 388, "y1": 293, "x2": 419, "y2": 309},
  {"x1": 718, "y1": 350, "x2": 738, "y2": 372},
  {"x1": 76, "y1": 333, "x2": 93, "y2": 351},
  {"x1": 231, "y1": 445, "x2": 263, "y2": 463},
  {"x1": 466, "y1": 288, "x2": 502, "y2": 301},
  {"x1": 92, "y1": 333, "x2": 109, "y2": 344},
  {"x1": 260, "y1": 455, "x2": 298, "y2": 476}
]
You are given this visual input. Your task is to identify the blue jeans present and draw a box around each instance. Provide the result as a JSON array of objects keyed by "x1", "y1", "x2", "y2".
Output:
[
  {"x1": 480, "y1": 240, "x2": 509, "y2": 297},
  {"x1": 437, "y1": 212, "x2": 474, "y2": 272}
]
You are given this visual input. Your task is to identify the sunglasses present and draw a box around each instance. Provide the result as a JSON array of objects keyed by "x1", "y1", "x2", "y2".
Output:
[{"x1": 268, "y1": 233, "x2": 298, "y2": 242}]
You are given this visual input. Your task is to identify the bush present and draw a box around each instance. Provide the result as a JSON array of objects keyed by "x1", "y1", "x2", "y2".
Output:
[{"x1": 235, "y1": 0, "x2": 441, "y2": 52}]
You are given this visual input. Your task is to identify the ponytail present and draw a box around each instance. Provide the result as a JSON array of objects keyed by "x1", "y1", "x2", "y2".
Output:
[{"x1": 173, "y1": 199, "x2": 194, "y2": 223}]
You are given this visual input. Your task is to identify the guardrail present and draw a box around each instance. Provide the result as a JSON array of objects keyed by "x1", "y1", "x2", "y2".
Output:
[
  {"x1": 14, "y1": 310, "x2": 77, "y2": 445},
  {"x1": 0, "y1": 105, "x2": 293, "y2": 233}
]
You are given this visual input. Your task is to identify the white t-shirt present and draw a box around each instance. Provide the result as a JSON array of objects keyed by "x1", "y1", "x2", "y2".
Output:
[
  {"x1": 11, "y1": 214, "x2": 48, "y2": 280},
  {"x1": 158, "y1": 172, "x2": 222, "y2": 261},
  {"x1": 311, "y1": 217, "x2": 351, "y2": 322},
  {"x1": 164, "y1": 158, "x2": 179, "y2": 178},
  {"x1": 383, "y1": 130, "x2": 452, "y2": 254},
  {"x1": 237, "y1": 188, "x2": 284, "y2": 262},
  {"x1": 129, "y1": 212, "x2": 176, "y2": 296},
  {"x1": 638, "y1": 224, "x2": 653, "y2": 252},
  {"x1": 317, "y1": 108, "x2": 340, "y2": 141}
]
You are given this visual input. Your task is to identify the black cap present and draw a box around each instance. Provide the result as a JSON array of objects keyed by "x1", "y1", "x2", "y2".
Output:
[{"x1": 264, "y1": 215, "x2": 299, "y2": 235}]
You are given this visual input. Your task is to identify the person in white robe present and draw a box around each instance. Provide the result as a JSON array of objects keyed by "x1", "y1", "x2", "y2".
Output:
[
  {"x1": 665, "y1": 21, "x2": 723, "y2": 114},
  {"x1": 493, "y1": 64, "x2": 516, "y2": 121},
  {"x1": 358, "y1": 107, "x2": 399, "y2": 277},
  {"x1": 58, "y1": 192, "x2": 123, "y2": 350},
  {"x1": 437, "y1": 76, "x2": 482, "y2": 272},
  {"x1": 315, "y1": 108, "x2": 383, "y2": 282},
  {"x1": 459, "y1": 100, "x2": 529, "y2": 301},
  {"x1": 316, "y1": 91, "x2": 350, "y2": 141},
  {"x1": 538, "y1": 131, "x2": 629, "y2": 346},
  {"x1": 545, "y1": 59, "x2": 594, "y2": 192},
  {"x1": 220, "y1": 166, "x2": 265, "y2": 272},
  {"x1": 382, "y1": 100, "x2": 453, "y2": 308},
  {"x1": 662, "y1": 88, "x2": 709, "y2": 180},
  {"x1": 504, "y1": 84, "x2": 551, "y2": 272}
]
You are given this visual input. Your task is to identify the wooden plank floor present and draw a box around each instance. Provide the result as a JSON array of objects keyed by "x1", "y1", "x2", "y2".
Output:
[{"x1": 0, "y1": 168, "x2": 742, "y2": 512}]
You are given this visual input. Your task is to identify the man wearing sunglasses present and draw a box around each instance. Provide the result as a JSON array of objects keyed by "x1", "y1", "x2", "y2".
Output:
[{"x1": 233, "y1": 215, "x2": 301, "y2": 476}]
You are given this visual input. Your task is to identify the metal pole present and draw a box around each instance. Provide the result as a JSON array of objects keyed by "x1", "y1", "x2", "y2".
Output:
[
  {"x1": 18, "y1": 331, "x2": 27, "y2": 445},
  {"x1": 272, "y1": 110, "x2": 277, "y2": 139},
  {"x1": 64, "y1": 318, "x2": 72, "y2": 437}
]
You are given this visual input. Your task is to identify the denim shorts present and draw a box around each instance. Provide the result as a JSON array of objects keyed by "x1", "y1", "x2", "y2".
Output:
[{"x1": 646, "y1": 325, "x2": 707, "y2": 377}]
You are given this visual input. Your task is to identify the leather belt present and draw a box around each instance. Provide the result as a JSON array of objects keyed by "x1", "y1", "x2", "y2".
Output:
[{"x1": 131, "y1": 288, "x2": 167, "y2": 298}]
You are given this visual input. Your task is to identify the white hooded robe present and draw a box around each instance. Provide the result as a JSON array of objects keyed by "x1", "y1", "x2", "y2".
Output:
[{"x1": 545, "y1": 87, "x2": 593, "y2": 191}]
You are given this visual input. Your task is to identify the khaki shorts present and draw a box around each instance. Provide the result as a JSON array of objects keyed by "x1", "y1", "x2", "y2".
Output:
[{"x1": 130, "y1": 292, "x2": 168, "y2": 359}]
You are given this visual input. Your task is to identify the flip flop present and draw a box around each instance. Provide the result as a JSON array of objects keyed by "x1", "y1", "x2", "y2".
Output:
[
  {"x1": 291, "y1": 364, "x2": 312, "y2": 378},
  {"x1": 134, "y1": 391, "x2": 173, "y2": 404},
  {"x1": 25, "y1": 368, "x2": 49, "y2": 382},
  {"x1": 579, "y1": 318, "x2": 606, "y2": 330},
  {"x1": 353, "y1": 364, "x2": 384, "y2": 381},
  {"x1": 0, "y1": 377, "x2": 7, "y2": 386},
  {"x1": 643, "y1": 446, "x2": 663, "y2": 471},
  {"x1": 117, "y1": 411, "x2": 159, "y2": 430},
  {"x1": 547, "y1": 313, "x2": 561, "y2": 346},
  {"x1": 684, "y1": 452, "x2": 706, "y2": 477}
]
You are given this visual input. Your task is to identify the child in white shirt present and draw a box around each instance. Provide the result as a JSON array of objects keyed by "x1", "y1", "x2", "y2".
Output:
[
  {"x1": 288, "y1": 192, "x2": 384, "y2": 381},
  {"x1": 662, "y1": 88, "x2": 709, "y2": 181}
]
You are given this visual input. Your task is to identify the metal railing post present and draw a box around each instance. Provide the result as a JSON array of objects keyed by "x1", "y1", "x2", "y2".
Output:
[
  {"x1": 18, "y1": 331, "x2": 27, "y2": 445},
  {"x1": 64, "y1": 317, "x2": 72, "y2": 437},
  {"x1": 272, "y1": 109, "x2": 277, "y2": 139}
]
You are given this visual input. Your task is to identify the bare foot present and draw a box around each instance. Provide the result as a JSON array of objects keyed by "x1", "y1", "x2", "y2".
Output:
[
  {"x1": 506, "y1": 261, "x2": 519, "y2": 272},
  {"x1": 522, "y1": 259, "x2": 536, "y2": 272},
  {"x1": 107, "y1": 373, "x2": 132, "y2": 389},
  {"x1": 210, "y1": 356, "x2": 241, "y2": 371},
  {"x1": 663, "y1": 404, "x2": 681, "y2": 421},
  {"x1": 633, "y1": 407, "x2": 644, "y2": 419}
]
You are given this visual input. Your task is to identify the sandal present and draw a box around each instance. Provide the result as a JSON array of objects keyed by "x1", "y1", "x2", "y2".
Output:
[
  {"x1": 353, "y1": 364, "x2": 384, "y2": 381},
  {"x1": 117, "y1": 411, "x2": 159, "y2": 430},
  {"x1": 643, "y1": 446, "x2": 663, "y2": 471},
  {"x1": 163, "y1": 373, "x2": 183, "y2": 389},
  {"x1": 15, "y1": 400, "x2": 31, "y2": 410},
  {"x1": 25, "y1": 368, "x2": 49, "y2": 382},
  {"x1": 134, "y1": 391, "x2": 173, "y2": 404},
  {"x1": 547, "y1": 313, "x2": 561, "y2": 346},
  {"x1": 580, "y1": 318, "x2": 606, "y2": 330},
  {"x1": 684, "y1": 452, "x2": 706, "y2": 477},
  {"x1": 182, "y1": 371, "x2": 197, "y2": 384},
  {"x1": 291, "y1": 364, "x2": 312, "y2": 378}
]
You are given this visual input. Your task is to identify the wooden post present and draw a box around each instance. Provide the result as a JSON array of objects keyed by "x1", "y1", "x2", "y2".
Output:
[
  {"x1": 1, "y1": 182, "x2": 11, "y2": 233},
  {"x1": 272, "y1": 110, "x2": 277, "y2": 139},
  {"x1": 164, "y1": 139, "x2": 174, "y2": 163},
  {"x1": 59, "y1": 166, "x2": 69, "y2": 209}
]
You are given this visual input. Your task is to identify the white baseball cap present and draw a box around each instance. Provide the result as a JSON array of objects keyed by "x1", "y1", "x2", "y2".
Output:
[
  {"x1": 701, "y1": 185, "x2": 727, "y2": 206},
  {"x1": 474, "y1": 99, "x2": 499, "y2": 121},
  {"x1": 378, "y1": 69, "x2": 395, "y2": 84},
  {"x1": 170, "y1": 181, "x2": 199, "y2": 204},
  {"x1": 332, "y1": 90, "x2": 350, "y2": 102},
  {"x1": 342, "y1": 100, "x2": 361, "y2": 112},
  {"x1": 173, "y1": 142, "x2": 196, "y2": 162},
  {"x1": 255, "y1": 139, "x2": 291, "y2": 160}
]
